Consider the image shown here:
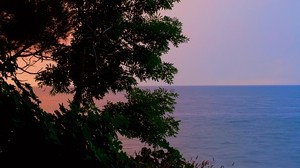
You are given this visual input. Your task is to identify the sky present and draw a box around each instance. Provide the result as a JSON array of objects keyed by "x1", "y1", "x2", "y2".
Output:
[
  {"x1": 18, "y1": 0, "x2": 300, "y2": 86},
  {"x1": 143, "y1": 0, "x2": 300, "y2": 86}
]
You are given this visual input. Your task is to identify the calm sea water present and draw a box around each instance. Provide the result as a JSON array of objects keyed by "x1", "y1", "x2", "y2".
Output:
[{"x1": 35, "y1": 86, "x2": 300, "y2": 168}]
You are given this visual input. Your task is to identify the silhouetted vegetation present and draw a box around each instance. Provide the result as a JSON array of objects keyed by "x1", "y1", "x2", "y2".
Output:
[{"x1": 0, "y1": 0, "x2": 199, "y2": 167}]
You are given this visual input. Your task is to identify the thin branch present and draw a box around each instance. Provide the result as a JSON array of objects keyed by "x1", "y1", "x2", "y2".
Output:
[
  {"x1": 103, "y1": 25, "x2": 113, "y2": 34},
  {"x1": 12, "y1": 43, "x2": 35, "y2": 59},
  {"x1": 16, "y1": 66, "x2": 43, "y2": 75}
]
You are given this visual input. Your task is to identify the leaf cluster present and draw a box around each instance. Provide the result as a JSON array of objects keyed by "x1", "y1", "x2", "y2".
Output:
[
  {"x1": 35, "y1": 0, "x2": 188, "y2": 105},
  {"x1": 0, "y1": 0, "x2": 72, "y2": 78},
  {"x1": 0, "y1": 0, "x2": 197, "y2": 167}
]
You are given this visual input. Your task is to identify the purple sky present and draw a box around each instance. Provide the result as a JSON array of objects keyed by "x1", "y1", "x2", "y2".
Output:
[
  {"x1": 142, "y1": 0, "x2": 300, "y2": 86},
  {"x1": 18, "y1": 0, "x2": 300, "y2": 86}
]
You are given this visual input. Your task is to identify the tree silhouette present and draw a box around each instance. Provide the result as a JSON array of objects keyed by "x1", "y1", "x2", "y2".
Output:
[{"x1": 0, "y1": 0, "x2": 197, "y2": 167}]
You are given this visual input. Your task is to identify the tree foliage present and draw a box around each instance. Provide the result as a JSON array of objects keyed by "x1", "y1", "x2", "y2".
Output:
[{"x1": 0, "y1": 0, "x2": 197, "y2": 167}]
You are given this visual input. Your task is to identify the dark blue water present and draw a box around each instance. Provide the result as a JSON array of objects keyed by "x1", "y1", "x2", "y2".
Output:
[
  {"x1": 166, "y1": 86, "x2": 300, "y2": 168},
  {"x1": 36, "y1": 86, "x2": 300, "y2": 168}
]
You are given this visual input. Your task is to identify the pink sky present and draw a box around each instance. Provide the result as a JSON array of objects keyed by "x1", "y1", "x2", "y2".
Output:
[
  {"x1": 18, "y1": 0, "x2": 300, "y2": 86},
  {"x1": 145, "y1": 0, "x2": 300, "y2": 86}
]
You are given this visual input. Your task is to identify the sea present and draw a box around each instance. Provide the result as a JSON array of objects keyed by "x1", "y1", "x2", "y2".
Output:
[{"x1": 34, "y1": 85, "x2": 300, "y2": 168}]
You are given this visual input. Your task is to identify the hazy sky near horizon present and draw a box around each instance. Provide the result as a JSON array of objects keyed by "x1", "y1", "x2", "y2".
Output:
[{"x1": 143, "y1": 0, "x2": 300, "y2": 86}]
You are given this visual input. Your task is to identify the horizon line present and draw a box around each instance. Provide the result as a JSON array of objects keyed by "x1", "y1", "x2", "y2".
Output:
[
  {"x1": 31, "y1": 84, "x2": 300, "y2": 88},
  {"x1": 138, "y1": 84, "x2": 300, "y2": 87}
]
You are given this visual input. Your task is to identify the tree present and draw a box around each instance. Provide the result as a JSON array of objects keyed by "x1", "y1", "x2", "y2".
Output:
[
  {"x1": 0, "y1": 0, "x2": 196, "y2": 167},
  {"x1": 0, "y1": 0, "x2": 72, "y2": 78},
  {"x1": 0, "y1": 0, "x2": 72, "y2": 166}
]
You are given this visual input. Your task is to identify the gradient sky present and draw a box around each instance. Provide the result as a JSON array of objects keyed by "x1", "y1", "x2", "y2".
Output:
[
  {"x1": 142, "y1": 0, "x2": 300, "y2": 86},
  {"x1": 19, "y1": 0, "x2": 300, "y2": 86}
]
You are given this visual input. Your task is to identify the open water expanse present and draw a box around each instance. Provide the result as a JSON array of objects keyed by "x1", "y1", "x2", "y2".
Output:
[{"x1": 35, "y1": 85, "x2": 300, "y2": 168}]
